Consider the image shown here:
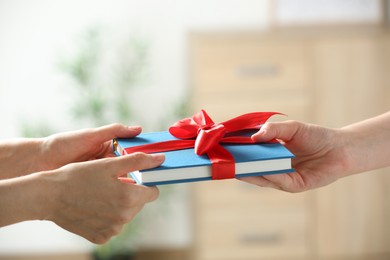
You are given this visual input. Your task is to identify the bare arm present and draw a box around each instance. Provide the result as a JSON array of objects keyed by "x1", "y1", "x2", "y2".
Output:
[
  {"x1": 0, "y1": 138, "x2": 45, "y2": 179},
  {"x1": 341, "y1": 111, "x2": 390, "y2": 175}
]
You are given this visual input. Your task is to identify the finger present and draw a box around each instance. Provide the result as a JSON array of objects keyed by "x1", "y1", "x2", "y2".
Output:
[
  {"x1": 93, "y1": 124, "x2": 142, "y2": 143},
  {"x1": 240, "y1": 172, "x2": 306, "y2": 193},
  {"x1": 251, "y1": 120, "x2": 301, "y2": 143},
  {"x1": 238, "y1": 176, "x2": 283, "y2": 190},
  {"x1": 109, "y1": 152, "x2": 165, "y2": 178},
  {"x1": 114, "y1": 184, "x2": 159, "y2": 207},
  {"x1": 128, "y1": 185, "x2": 160, "y2": 204},
  {"x1": 265, "y1": 172, "x2": 308, "y2": 193},
  {"x1": 118, "y1": 177, "x2": 136, "y2": 184}
]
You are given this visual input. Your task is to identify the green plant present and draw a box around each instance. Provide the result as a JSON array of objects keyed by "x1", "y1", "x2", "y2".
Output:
[
  {"x1": 19, "y1": 121, "x2": 56, "y2": 138},
  {"x1": 58, "y1": 27, "x2": 150, "y2": 127}
]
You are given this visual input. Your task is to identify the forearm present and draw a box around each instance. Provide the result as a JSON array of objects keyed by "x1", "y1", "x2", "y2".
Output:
[
  {"x1": 0, "y1": 171, "x2": 58, "y2": 227},
  {"x1": 0, "y1": 138, "x2": 45, "y2": 179},
  {"x1": 341, "y1": 111, "x2": 390, "y2": 175}
]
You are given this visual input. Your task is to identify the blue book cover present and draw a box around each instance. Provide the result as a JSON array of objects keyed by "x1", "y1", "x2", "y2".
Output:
[{"x1": 113, "y1": 131, "x2": 294, "y2": 186}]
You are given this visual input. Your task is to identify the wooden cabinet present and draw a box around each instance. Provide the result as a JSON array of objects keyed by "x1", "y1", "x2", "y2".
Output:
[
  {"x1": 310, "y1": 32, "x2": 390, "y2": 259},
  {"x1": 192, "y1": 180, "x2": 311, "y2": 260},
  {"x1": 385, "y1": 33, "x2": 390, "y2": 255},
  {"x1": 189, "y1": 28, "x2": 390, "y2": 260},
  {"x1": 190, "y1": 32, "x2": 312, "y2": 123}
]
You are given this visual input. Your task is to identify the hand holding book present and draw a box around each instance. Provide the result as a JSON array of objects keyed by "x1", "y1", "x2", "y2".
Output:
[
  {"x1": 0, "y1": 124, "x2": 162, "y2": 244},
  {"x1": 240, "y1": 111, "x2": 390, "y2": 192}
]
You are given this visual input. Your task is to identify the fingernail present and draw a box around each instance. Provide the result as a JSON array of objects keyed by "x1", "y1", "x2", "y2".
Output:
[
  {"x1": 118, "y1": 177, "x2": 136, "y2": 184},
  {"x1": 128, "y1": 125, "x2": 142, "y2": 131},
  {"x1": 251, "y1": 129, "x2": 265, "y2": 139},
  {"x1": 151, "y1": 153, "x2": 165, "y2": 163}
]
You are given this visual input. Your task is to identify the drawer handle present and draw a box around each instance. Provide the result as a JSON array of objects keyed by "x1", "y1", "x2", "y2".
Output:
[
  {"x1": 237, "y1": 64, "x2": 280, "y2": 77},
  {"x1": 238, "y1": 232, "x2": 283, "y2": 245}
]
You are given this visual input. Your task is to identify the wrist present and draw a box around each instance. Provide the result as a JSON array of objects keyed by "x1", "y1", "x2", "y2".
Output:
[
  {"x1": 27, "y1": 138, "x2": 47, "y2": 173},
  {"x1": 36, "y1": 136, "x2": 56, "y2": 171},
  {"x1": 338, "y1": 125, "x2": 379, "y2": 176},
  {"x1": 0, "y1": 170, "x2": 61, "y2": 227},
  {"x1": 31, "y1": 170, "x2": 63, "y2": 221},
  {"x1": 39, "y1": 133, "x2": 71, "y2": 171},
  {"x1": 0, "y1": 138, "x2": 46, "y2": 179},
  {"x1": 335, "y1": 128, "x2": 357, "y2": 177},
  {"x1": 339, "y1": 112, "x2": 390, "y2": 175},
  {"x1": 17, "y1": 170, "x2": 62, "y2": 222}
]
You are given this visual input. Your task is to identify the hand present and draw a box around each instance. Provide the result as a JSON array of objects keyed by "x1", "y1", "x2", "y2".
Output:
[
  {"x1": 44, "y1": 152, "x2": 164, "y2": 244},
  {"x1": 239, "y1": 120, "x2": 350, "y2": 192},
  {"x1": 39, "y1": 124, "x2": 141, "y2": 171}
]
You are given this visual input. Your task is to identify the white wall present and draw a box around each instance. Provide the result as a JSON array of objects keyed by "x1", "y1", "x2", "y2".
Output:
[
  {"x1": 0, "y1": 0, "x2": 270, "y2": 254},
  {"x1": 0, "y1": 0, "x2": 270, "y2": 138}
]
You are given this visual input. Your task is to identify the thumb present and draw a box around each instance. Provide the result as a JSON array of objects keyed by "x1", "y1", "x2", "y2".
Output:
[
  {"x1": 252, "y1": 121, "x2": 300, "y2": 143},
  {"x1": 93, "y1": 124, "x2": 142, "y2": 143}
]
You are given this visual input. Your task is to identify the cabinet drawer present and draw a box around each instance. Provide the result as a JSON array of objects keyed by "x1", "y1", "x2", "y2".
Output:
[
  {"x1": 195, "y1": 206, "x2": 308, "y2": 259},
  {"x1": 193, "y1": 180, "x2": 306, "y2": 209},
  {"x1": 192, "y1": 39, "x2": 309, "y2": 92}
]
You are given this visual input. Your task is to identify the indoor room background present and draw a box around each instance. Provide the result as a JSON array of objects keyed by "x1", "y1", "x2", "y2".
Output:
[{"x1": 0, "y1": 0, "x2": 389, "y2": 260}]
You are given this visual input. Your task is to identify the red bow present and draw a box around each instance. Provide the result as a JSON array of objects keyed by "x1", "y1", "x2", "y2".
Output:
[{"x1": 123, "y1": 110, "x2": 281, "y2": 180}]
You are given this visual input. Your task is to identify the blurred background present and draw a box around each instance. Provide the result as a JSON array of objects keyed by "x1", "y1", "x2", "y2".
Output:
[{"x1": 0, "y1": 0, "x2": 389, "y2": 259}]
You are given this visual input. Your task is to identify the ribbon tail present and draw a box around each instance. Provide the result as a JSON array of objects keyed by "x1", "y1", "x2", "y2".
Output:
[
  {"x1": 222, "y1": 112, "x2": 283, "y2": 132},
  {"x1": 123, "y1": 139, "x2": 195, "y2": 154},
  {"x1": 220, "y1": 136, "x2": 255, "y2": 144},
  {"x1": 220, "y1": 136, "x2": 279, "y2": 144},
  {"x1": 207, "y1": 144, "x2": 236, "y2": 180}
]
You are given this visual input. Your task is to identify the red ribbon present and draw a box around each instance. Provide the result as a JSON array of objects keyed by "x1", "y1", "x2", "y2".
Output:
[{"x1": 123, "y1": 110, "x2": 281, "y2": 180}]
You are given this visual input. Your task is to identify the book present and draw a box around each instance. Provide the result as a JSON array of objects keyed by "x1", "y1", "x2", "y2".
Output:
[{"x1": 113, "y1": 131, "x2": 294, "y2": 186}]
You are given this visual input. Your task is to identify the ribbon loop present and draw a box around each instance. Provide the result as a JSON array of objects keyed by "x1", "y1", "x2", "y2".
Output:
[{"x1": 169, "y1": 118, "x2": 199, "y2": 139}]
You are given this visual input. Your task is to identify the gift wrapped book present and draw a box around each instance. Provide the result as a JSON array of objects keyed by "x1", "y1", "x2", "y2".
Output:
[{"x1": 113, "y1": 110, "x2": 294, "y2": 186}]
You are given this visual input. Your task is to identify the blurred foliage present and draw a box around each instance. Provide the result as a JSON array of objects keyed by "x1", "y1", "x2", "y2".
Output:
[
  {"x1": 156, "y1": 96, "x2": 191, "y2": 131},
  {"x1": 58, "y1": 27, "x2": 150, "y2": 127},
  {"x1": 62, "y1": 28, "x2": 100, "y2": 87},
  {"x1": 20, "y1": 27, "x2": 151, "y2": 137},
  {"x1": 19, "y1": 121, "x2": 56, "y2": 138}
]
